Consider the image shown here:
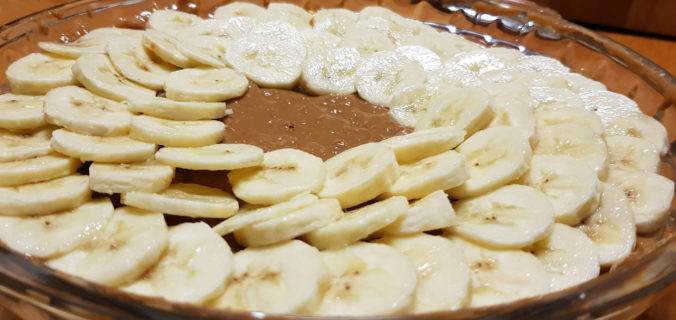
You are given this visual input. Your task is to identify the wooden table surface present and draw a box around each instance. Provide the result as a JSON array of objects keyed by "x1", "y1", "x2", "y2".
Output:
[{"x1": 0, "y1": 1, "x2": 674, "y2": 319}]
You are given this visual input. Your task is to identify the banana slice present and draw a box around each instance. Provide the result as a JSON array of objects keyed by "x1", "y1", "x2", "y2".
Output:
[
  {"x1": 263, "y1": 3, "x2": 313, "y2": 30},
  {"x1": 175, "y1": 18, "x2": 254, "y2": 68},
  {"x1": 212, "y1": 240, "x2": 328, "y2": 315},
  {"x1": 128, "y1": 98, "x2": 227, "y2": 121},
  {"x1": 534, "y1": 123, "x2": 609, "y2": 179},
  {"x1": 51, "y1": 128, "x2": 156, "y2": 163},
  {"x1": 129, "y1": 115, "x2": 224, "y2": 147},
  {"x1": 164, "y1": 68, "x2": 249, "y2": 102},
  {"x1": 355, "y1": 50, "x2": 426, "y2": 106},
  {"x1": 0, "y1": 199, "x2": 113, "y2": 258},
  {"x1": 604, "y1": 113, "x2": 669, "y2": 156},
  {"x1": 213, "y1": 194, "x2": 318, "y2": 236},
  {"x1": 450, "y1": 184, "x2": 555, "y2": 249},
  {"x1": 340, "y1": 23, "x2": 396, "y2": 58},
  {"x1": 44, "y1": 86, "x2": 133, "y2": 136},
  {"x1": 229, "y1": 148, "x2": 325, "y2": 205},
  {"x1": 606, "y1": 170, "x2": 674, "y2": 233},
  {"x1": 395, "y1": 45, "x2": 442, "y2": 72},
  {"x1": 316, "y1": 241, "x2": 417, "y2": 316},
  {"x1": 0, "y1": 154, "x2": 80, "y2": 187},
  {"x1": 106, "y1": 36, "x2": 178, "y2": 90},
  {"x1": 0, "y1": 175, "x2": 91, "y2": 216},
  {"x1": 579, "y1": 90, "x2": 642, "y2": 124},
  {"x1": 388, "y1": 83, "x2": 440, "y2": 127},
  {"x1": 213, "y1": 2, "x2": 266, "y2": 20},
  {"x1": 528, "y1": 223, "x2": 600, "y2": 291},
  {"x1": 233, "y1": 198, "x2": 341, "y2": 247},
  {"x1": 382, "y1": 126, "x2": 465, "y2": 164},
  {"x1": 313, "y1": 8, "x2": 359, "y2": 37},
  {"x1": 578, "y1": 183, "x2": 636, "y2": 267},
  {"x1": 534, "y1": 106, "x2": 604, "y2": 136},
  {"x1": 38, "y1": 27, "x2": 143, "y2": 58},
  {"x1": 0, "y1": 94, "x2": 45, "y2": 130},
  {"x1": 605, "y1": 135, "x2": 660, "y2": 173},
  {"x1": 122, "y1": 222, "x2": 233, "y2": 304},
  {"x1": 300, "y1": 29, "x2": 341, "y2": 53},
  {"x1": 6, "y1": 53, "x2": 77, "y2": 95},
  {"x1": 88, "y1": 162, "x2": 174, "y2": 194},
  {"x1": 304, "y1": 196, "x2": 408, "y2": 250},
  {"x1": 416, "y1": 86, "x2": 495, "y2": 137},
  {"x1": 46, "y1": 206, "x2": 169, "y2": 286},
  {"x1": 484, "y1": 86, "x2": 536, "y2": 144},
  {"x1": 225, "y1": 21, "x2": 306, "y2": 89},
  {"x1": 146, "y1": 10, "x2": 203, "y2": 37},
  {"x1": 383, "y1": 149, "x2": 468, "y2": 200},
  {"x1": 403, "y1": 27, "x2": 482, "y2": 61},
  {"x1": 377, "y1": 234, "x2": 471, "y2": 312},
  {"x1": 450, "y1": 49, "x2": 506, "y2": 75},
  {"x1": 447, "y1": 126, "x2": 532, "y2": 199},
  {"x1": 122, "y1": 183, "x2": 238, "y2": 219},
  {"x1": 301, "y1": 47, "x2": 361, "y2": 95},
  {"x1": 520, "y1": 154, "x2": 601, "y2": 226},
  {"x1": 142, "y1": 29, "x2": 197, "y2": 68},
  {"x1": 156, "y1": 144, "x2": 263, "y2": 171},
  {"x1": 378, "y1": 190, "x2": 456, "y2": 235},
  {"x1": 448, "y1": 236, "x2": 550, "y2": 307},
  {"x1": 319, "y1": 143, "x2": 399, "y2": 209},
  {"x1": 71, "y1": 54, "x2": 156, "y2": 102},
  {"x1": 0, "y1": 126, "x2": 54, "y2": 162}
]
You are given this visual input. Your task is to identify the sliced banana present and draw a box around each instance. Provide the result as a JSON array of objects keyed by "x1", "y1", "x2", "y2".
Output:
[
  {"x1": 0, "y1": 199, "x2": 113, "y2": 258},
  {"x1": 128, "y1": 97, "x2": 227, "y2": 121},
  {"x1": 106, "y1": 36, "x2": 178, "y2": 90},
  {"x1": 50, "y1": 128, "x2": 156, "y2": 163},
  {"x1": 355, "y1": 50, "x2": 426, "y2": 106},
  {"x1": 146, "y1": 10, "x2": 203, "y2": 37},
  {"x1": 225, "y1": 21, "x2": 306, "y2": 89},
  {"x1": 38, "y1": 27, "x2": 143, "y2": 58},
  {"x1": 0, "y1": 154, "x2": 80, "y2": 187},
  {"x1": 447, "y1": 126, "x2": 532, "y2": 199},
  {"x1": 382, "y1": 126, "x2": 465, "y2": 164},
  {"x1": 129, "y1": 115, "x2": 224, "y2": 147},
  {"x1": 340, "y1": 23, "x2": 396, "y2": 58},
  {"x1": 448, "y1": 236, "x2": 550, "y2": 307},
  {"x1": 579, "y1": 90, "x2": 642, "y2": 124},
  {"x1": 0, "y1": 94, "x2": 45, "y2": 130},
  {"x1": 416, "y1": 86, "x2": 495, "y2": 137},
  {"x1": 213, "y1": 2, "x2": 266, "y2": 20},
  {"x1": 156, "y1": 144, "x2": 262, "y2": 171},
  {"x1": 450, "y1": 184, "x2": 555, "y2": 249},
  {"x1": 142, "y1": 29, "x2": 196, "y2": 68},
  {"x1": 229, "y1": 148, "x2": 325, "y2": 205},
  {"x1": 319, "y1": 142, "x2": 399, "y2": 209},
  {"x1": 213, "y1": 194, "x2": 318, "y2": 236},
  {"x1": 383, "y1": 149, "x2": 468, "y2": 200},
  {"x1": 46, "y1": 206, "x2": 169, "y2": 286},
  {"x1": 388, "y1": 84, "x2": 441, "y2": 127},
  {"x1": 164, "y1": 68, "x2": 249, "y2": 102},
  {"x1": 122, "y1": 183, "x2": 238, "y2": 219},
  {"x1": 233, "y1": 198, "x2": 341, "y2": 247},
  {"x1": 534, "y1": 123, "x2": 609, "y2": 179},
  {"x1": 0, "y1": 126, "x2": 54, "y2": 162},
  {"x1": 212, "y1": 240, "x2": 328, "y2": 315},
  {"x1": 175, "y1": 18, "x2": 254, "y2": 68},
  {"x1": 379, "y1": 190, "x2": 456, "y2": 235},
  {"x1": 122, "y1": 222, "x2": 233, "y2": 304},
  {"x1": 301, "y1": 47, "x2": 361, "y2": 95},
  {"x1": 71, "y1": 53, "x2": 156, "y2": 102},
  {"x1": 0, "y1": 175, "x2": 91, "y2": 216},
  {"x1": 44, "y1": 85, "x2": 133, "y2": 136},
  {"x1": 604, "y1": 113, "x2": 669, "y2": 156},
  {"x1": 534, "y1": 106, "x2": 604, "y2": 136},
  {"x1": 313, "y1": 8, "x2": 359, "y2": 37},
  {"x1": 88, "y1": 162, "x2": 174, "y2": 194},
  {"x1": 605, "y1": 135, "x2": 660, "y2": 173},
  {"x1": 304, "y1": 196, "x2": 408, "y2": 250},
  {"x1": 528, "y1": 223, "x2": 600, "y2": 291},
  {"x1": 606, "y1": 170, "x2": 674, "y2": 233},
  {"x1": 485, "y1": 86, "x2": 536, "y2": 144},
  {"x1": 263, "y1": 3, "x2": 313, "y2": 30},
  {"x1": 6, "y1": 53, "x2": 77, "y2": 95},
  {"x1": 578, "y1": 183, "x2": 636, "y2": 267},
  {"x1": 316, "y1": 241, "x2": 417, "y2": 316},
  {"x1": 378, "y1": 234, "x2": 471, "y2": 312},
  {"x1": 520, "y1": 154, "x2": 601, "y2": 226}
]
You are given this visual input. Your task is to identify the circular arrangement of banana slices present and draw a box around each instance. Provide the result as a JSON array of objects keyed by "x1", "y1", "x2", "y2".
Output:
[{"x1": 0, "y1": 1, "x2": 673, "y2": 317}]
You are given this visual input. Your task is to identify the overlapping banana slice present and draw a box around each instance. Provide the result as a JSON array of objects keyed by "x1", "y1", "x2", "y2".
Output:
[
  {"x1": 0, "y1": 175, "x2": 91, "y2": 216},
  {"x1": 71, "y1": 53, "x2": 156, "y2": 102},
  {"x1": 301, "y1": 47, "x2": 361, "y2": 95},
  {"x1": 0, "y1": 94, "x2": 45, "y2": 130},
  {"x1": 534, "y1": 106, "x2": 604, "y2": 136},
  {"x1": 263, "y1": 3, "x2": 313, "y2": 30},
  {"x1": 0, "y1": 154, "x2": 80, "y2": 187},
  {"x1": 128, "y1": 98, "x2": 227, "y2": 121},
  {"x1": 38, "y1": 27, "x2": 143, "y2": 58},
  {"x1": 416, "y1": 86, "x2": 495, "y2": 136},
  {"x1": 300, "y1": 29, "x2": 341, "y2": 53},
  {"x1": 51, "y1": 129, "x2": 156, "y2": 163},
  {"x1": 313, "y1": 8, "x2": 359, "y2": 37},
  {"x1": 213, "y1": 2, "x2": 266, "y2": 20},
  {"x1": 129, "y1": 115, "x2": 224, "y2": 147},
  {"x1": 534, "y1": 123, "x2": 609, "y2": 179},
  {"x1": 175, "y1": 19, "x2": 253, "y2": 68},
  {"x1": 605, "y1": 135, "x2": 660, "y2": 173},
  {"x1": 142, "y1": 29, "x2": 197, "y2": 68},
  {"x1": 156, "y1": 144, "x2": 263, "y2": 170},
  {"x1": 378, "y1": 190, "x2": 456, "y2": 235},
  {"x1": 604, "y1": 113, "x2": 669, "y2": 156},
  {"x1": 164, "y1": 67, "x2": 249, "y2": 102},
  {"x1": 382, "y1": 126, "x2": 465, "y2": 164},
  {"x1": 355, "y1": 50, "x2": 426, "y2": 106},
  {"x1": 106, "y1": 37, "x2": 178, "y2": 90},
  {"x1": 146, "y1": 10, "x2": 203, "y2": 37},
  {"x1": 0, "y1": 126, "x2": 55, "y2": 162},
  {"x1": 89, "y1": 162, "x2": 174, "y2": 194},
  {"x1": 6, "y1": 53, "x2": 77, "y2": 95}
]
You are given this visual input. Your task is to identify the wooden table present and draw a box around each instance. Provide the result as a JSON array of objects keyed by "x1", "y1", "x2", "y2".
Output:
[{"x1": 0, "y1": 1, "x2": 674, "y2": 319}]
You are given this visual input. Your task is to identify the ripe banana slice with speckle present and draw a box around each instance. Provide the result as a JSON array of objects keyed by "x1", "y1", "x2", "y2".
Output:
[
  {"x1": 122, "y1": 183, "x2": 238, "y2": 219},
  {"x1": 0, "y1": 126, "x2": 55, "y2": 162},
  {"x1": 129, "y1": 115, "x2": 224, "y2": 147},
  {"x1": 416, "y1": 86, "x2": 495, "y2": 136},
  {"x1": 229, "y1": 148, "x2": 325, "y2": 205},
  {"x1": 128, "y1": 98, "x2": 227, "y2": 121},
  {"x1": 0, "y1": 154, "x2": 80, "y2": 187},
  {"x1": 47, "y1": 206, "x2": 169, "y2": 286},
  {"x1": 142, "y1": 29, "x2": 197, "y2": 68},
  {"x1": 176, "y1": 18, "x2": 254, "y2": 68},
  {"x1": 382, "y1": 126, "x2": 465, "y2": 164},
  {"x1": 378, "y1": 190, "x2": 456, "y2": 235},
  {"x1": 51, "y1": 128, "x2": 156, "y2": 163},
  {"x1": 88, "y1": 162, "x2": 174, "y2": 194},
  {"x1": 6, "y1": 53, "x2": 77, "y2": 95},
  {"x1": 355, "y1": 50, "x2": 426, "y2": 106},
  {"x1": 164, "y1": 67, "x2": 249, "y2": 102},
  {"x1": 38, "y1": 27, "x2": 143, "y2": 58},
  {"x1": 155, "y1": 144, "x2": 262, "y2": 171},
  {"x1": 44, "y1": 85, "x2": 133, "y2": 136},
  {"x1": 122, "y1": 222, "x2": 234, "y2": 304},
  {"x1": 534, "y1": 123, "x2": 609, "y2": 179},
  {"x1": 604, "y1": 113, "x2": 669, "y2": 156},
  {"x1": 107, "y1": 36, "x2": 178, "y2": 90},
  {"x1": 0, "y1": 94, "x2": 45, "y2": 130},
  {"x1": 0, "y1": 175, "x2": 91, "y2": 216},
  {"x1": 71, "y1": 53, "x2": 156, "y2": 102},
  {"x1": 301, "y1": 47, "x2": 361, "y2": 95},
  {"x1": 0, "y1": 198, "x2": 113, "y2": 258},
  {"x1": 212, "y1": 240, "x2": 328, "y2": 315},
  {"x1": 605, "y1": 135, "x2": 660, "y2": 173}
]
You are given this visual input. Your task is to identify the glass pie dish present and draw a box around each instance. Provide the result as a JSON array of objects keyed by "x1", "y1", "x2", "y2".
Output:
[{"x1": 0, "y1": 0, "x2": 674, "y2": 319}]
